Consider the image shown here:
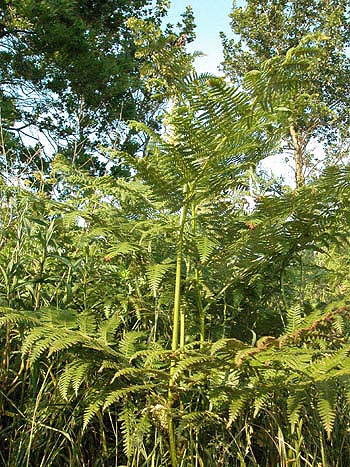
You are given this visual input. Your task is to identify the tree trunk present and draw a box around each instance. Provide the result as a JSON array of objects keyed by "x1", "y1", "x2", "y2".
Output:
[{"x1": 289, "y1": 124, "x2": 305, "y2": 187}]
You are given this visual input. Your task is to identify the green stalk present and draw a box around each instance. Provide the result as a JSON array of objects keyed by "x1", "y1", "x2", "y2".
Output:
[
  {"x1": 195, "y1": 267, "x2": 205, "y2": 346},
  {"x1": 191, "y1": 203, "x2": 205, "y2": 346},
  {"x1": 168, "y1": 411, "x2": 178, "y2": 467},
  {"x1": 180, "y1": 304, "x2": 185, "y2": 349},
  {"x1": 169, "y1": 185, "x2": 189, "y2": 467},
  {"x1": 171, "y1": 188, "x2": 188, "y2": 353}
]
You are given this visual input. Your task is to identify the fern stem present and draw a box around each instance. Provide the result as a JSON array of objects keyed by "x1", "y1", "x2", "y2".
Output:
[
  {"x1": 180, "y1": 304, "x2": 185, "y2": 349},
  {"x1": 320, "y1": 431, "x2": 328, "y2": 467},
  {"x1": 168, "y1": 407, "x2": 178, "y2": 467},
  {"x1": 191, "y1": 202, "x2": 205, "y2": 346},
  {"x1": 172, "y1": 186, "x2": 188, "y2": 352},
  {"x1": 169, "y1": 185, "x2": 189, "y2": 467},
  {"x1": 196, "y1": 268, "x2": 205, "y2": 346}
]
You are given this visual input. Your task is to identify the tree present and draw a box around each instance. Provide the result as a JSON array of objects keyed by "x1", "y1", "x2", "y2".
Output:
[
  {"x1": 221, "y1": 0, "x2": 350, "y2": 185},
  {"x1": 0, "y1": 0, "x2": 195, "y2": 176}
]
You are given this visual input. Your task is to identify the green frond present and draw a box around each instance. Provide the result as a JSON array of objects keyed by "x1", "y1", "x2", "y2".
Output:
[
  {"x1": 0, "y1": 308, "x2": 38, "y2": 327},
  {"x1": 39, "y1": 307, "x2": 78, "y2": 329},
  {"x1": 118, "y1": 404, "x2": 151, "y2": 459},
  {"x1": 47, "y1": 330, "x2": 84, "y2": 356},
  {"x1": 227, "y1": 393, "x2": 247, "y2": 428},
  {"x1": 209, "y1": 368, "x2": 240, "y2": 389},
  {"x1": 77, "y1": 311, "x2": 97, "y2": 335},
  {"x1": 110, "y1": 367, "x2": 146, "y2": 384},
  {"x1": 22, "y1": 327, "x2": 84, "y2": 364},
  {"x1": 128, "y1": 344, "x2": 169, "y2": 370},
  {"x1": 61, "y1": 210, "x2": 85, "y2": 229},
  {"x1": 286, "y1": 304, "x2": 304, "y2": 334},
  {"x1": 210, "y1": 338, "x2": 249, "y2": 356},
  {"x1": 98, "y1": 313, "x2": 122, "y2": 345},
  {"x1": 21, "y1": 328, "x2": 54, "y2": 363},
  {"x1": 146, "y1": 260, "x2": 174, "y2": 296},
  {"x1": 107, "y1": 242, "x2": 140, "y2": 258},
  {"x1": 253, "y1": 393, "x2": 271, "y2": 418},
  {"x1": 80, "y1": 336, "x2": 121, "y2": 358},
  {"x1": 83, "y1": 394, "x2": 105, "y2": 431},
  {"x1": 118, "y1": 331, "x2": 146, "y2": 360},
  {"x1": 287, "y1": 390, "x2": 306, "y2": 433},
  {"x1": 170, "y1": 354, "x2": 211, "y2": 382},
  {"x1": 308, "y1": 348, "x2": 349, "y2": 381},
  {"x1": 58, "y1": 360, "x2": 92, "y2": 399},
  {"x1": 332, "y1": 315, "x2": 345, "y2": 335},
  {"x1": 195, "y1": 236, "x2": 219, "y2": 264},
  {"x1": 316, "y1": 381, "x2": 337, "y2": 439},
  {"x1": 103, "y1": 384, "x2": 154, "y2": 411},
  {"x1": 178, "y1": 411, "x2": 223, "y2": 434}
]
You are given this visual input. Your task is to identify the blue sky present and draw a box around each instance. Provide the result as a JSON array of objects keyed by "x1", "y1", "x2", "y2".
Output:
[{"x1": 165, "y1": 0, "x2": 238, "y2": 74}]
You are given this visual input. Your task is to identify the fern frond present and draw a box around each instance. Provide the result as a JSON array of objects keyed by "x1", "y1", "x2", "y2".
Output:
[
  {"x1": 39, "y1": 307, "x2": 78, "y2": 329},
  {"x1": 47, "y1": 331, "x2": 84, "y2": 356},
  {"x1": 308, "y1": 348, "x2": 349, "y2": 381},
  {"x1": 316, "y1": 381, "x2": 336, "y2": 439},
  {"x1": 0, "y1": 308, "x2": 38, "y2": 327},
  {"x1": 119, "y1": 404, "x2": 141, "y2": 458},
  {"x1": 146, "y1": 260, "x2": 174, "y2": 296},
  {"x1": 287, "y1": 390, "x2": 306, "y2": 433},
  {"x1": 286, "y1": 304, "x2": 304, "y2": 334},
  {"x1": 22, "y1": 327, "x2": 85, "y2": 364},
  {"x1": 195, "y1": 236, "x2": 219, "y2": 264},
  {"x1": 110, "y1": 367, "x2": 147, "y2": 384},
  {"x1": 107, "y1": 242, "x2": 140, "y2": 258},
  {"x1": 253, "y1": 393, "x2": 271, "y2": 418},
  {"x1": 98, "y1": 313, "x2": 122, "y2": 345},
  {"x1": 210, "y1": 338, "x2": 249, "y2": 356},
  {"x1": 227, "y1": 393, "x2": 247, "y2": 428},
  {"x1": 58, "y1": 360, "x2": 92, "y2": 399},
  {"x1": 178, "y1": 410, "x2": 223, "y2": 434},
  {"x1": 170, "y1": 354, "x2": 211, "y2": 382},
  {"x1": 129, "y1": 344, "x2": 170, "y2": 370},
  {"x1": 77, "y1": 311, "x2": 97, "y2": 335},
  {"x1": 103, "y1": 384, "x2": 155, "y2": 411},
  {"x1": 83, "y1": 394, "x2": 106, "y2": 431},
  {"x1": 118, "y1": 331, "x2": 146, "y2": 360}
]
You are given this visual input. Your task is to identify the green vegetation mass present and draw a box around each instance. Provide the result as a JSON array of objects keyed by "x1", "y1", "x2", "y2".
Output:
[{"x1": 1, "y1": 1, "x2": 350, "y2": 466}]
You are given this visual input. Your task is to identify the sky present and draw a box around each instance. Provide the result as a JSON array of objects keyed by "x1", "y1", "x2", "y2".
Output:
[{"x1": 165, "y1": 0, "x2": 237, "y2": 74}]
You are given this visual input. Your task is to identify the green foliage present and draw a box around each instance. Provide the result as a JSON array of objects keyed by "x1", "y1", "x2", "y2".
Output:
[
  {"x1": 0, "y1": 0, "x2": 196, "y2": 175},
  {"x1": 222, "y1": 0, "x2": 350, "y2": 185},
  {"x1": 2, "y1": 30, "x2": 350, "y2": 466}
]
